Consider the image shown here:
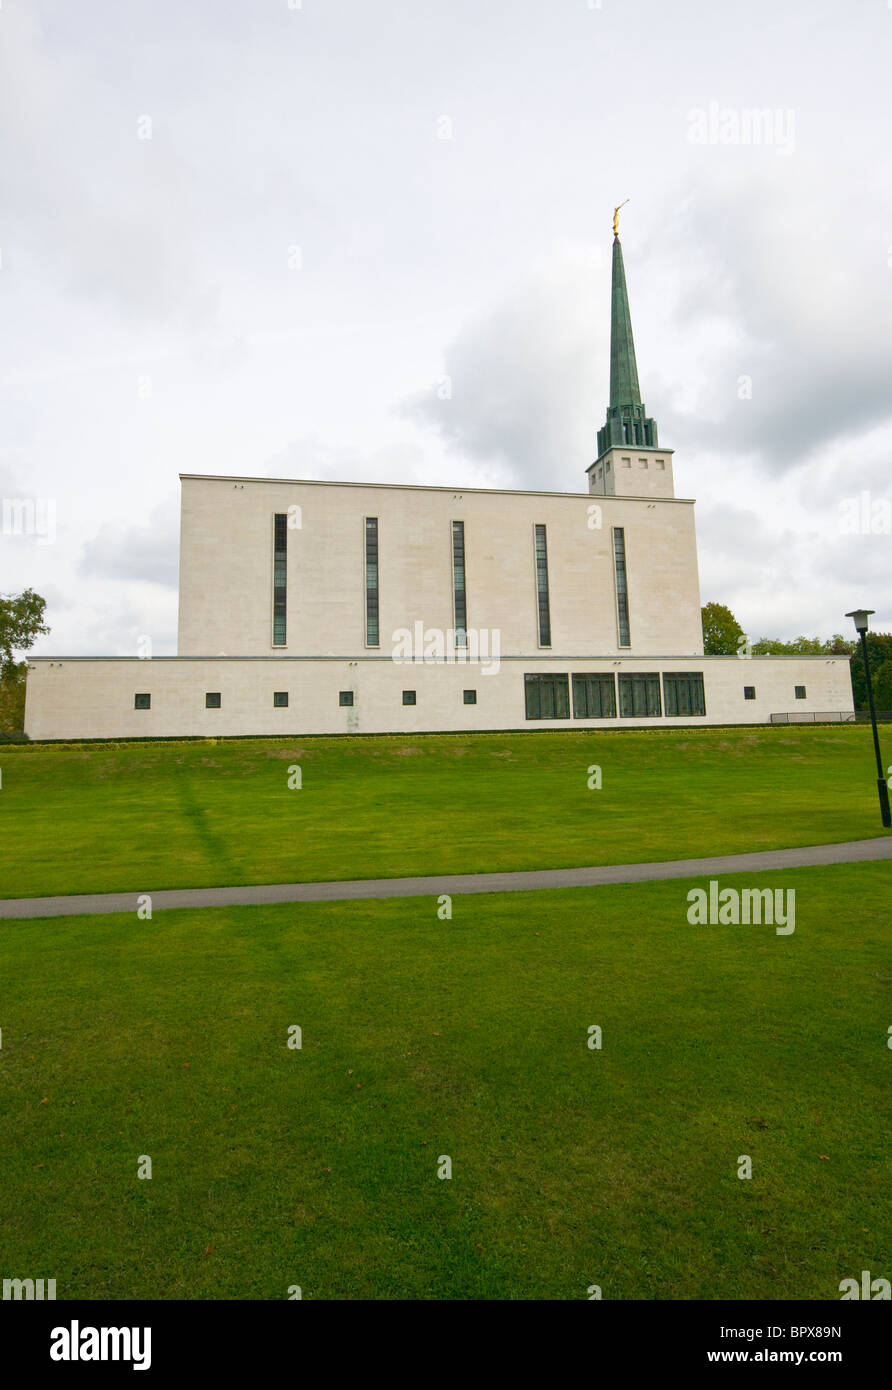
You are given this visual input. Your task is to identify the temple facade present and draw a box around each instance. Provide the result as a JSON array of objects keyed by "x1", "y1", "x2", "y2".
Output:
[{"x1": 24, "y1": 232, "x2": 853, "y2": 739}]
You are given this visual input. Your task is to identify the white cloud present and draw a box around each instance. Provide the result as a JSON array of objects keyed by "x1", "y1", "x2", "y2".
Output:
[
  {"x1": 3, "y1": 0, "x2": 891, "y2": 655},
  {"x1": 80, "y1": 494, "x2": 180, "y2": 589},
  {"x1": 401, "y1": 242, "x2": 605, "y2": 491}
]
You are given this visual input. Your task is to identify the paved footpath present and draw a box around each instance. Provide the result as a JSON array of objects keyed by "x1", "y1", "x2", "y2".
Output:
[{"x1": 1, "y1": 836, "x2": 890, "y2": 920}]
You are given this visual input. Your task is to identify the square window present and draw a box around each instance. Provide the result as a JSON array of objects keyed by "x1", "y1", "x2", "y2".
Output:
[
  {"x1": 339, "y1": 691, "x2": 354, "y2": 707},
  {"x1": 273, "y1": 691, "x2": 289, "y2": 708},
  {"x1": 572, "y1": 673, "x2": 617, "y2": 719},
  {"x1": 402, "y1": 690, "x2": 416, "y2": 706},
  {"x1": 463, "y1": 689, "x2": 477, "y2": 705},
  {"x1": 619, "y1": 672, "x2": 662, "y2": 718},
  {"x1": 743, "y1": 686, "x2": 756, "y2": 700},
  {"x1": 524, "y1": 674, "x2": 570, "y2": 720},
  {"x1": 662, "y1": 673, "x2": 706, "y2": 717},
  {"x1": 795, "y1": 685, "x2": 806, "y2": 699},
  {"x1": 206, "y1": 692, "x2": 221, "y2": 709},
  {"x1": 134, "y1": 693, "x2": 151, "y2": 710},
  {"x1": 638, "y1": 457, "x2": 648, "y2": 468},
  {"x1": 655, "y1": 459, "x2": 665, "y2": 470}
]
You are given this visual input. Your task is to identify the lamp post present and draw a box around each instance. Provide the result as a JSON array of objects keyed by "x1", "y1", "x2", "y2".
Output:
[{"x1": 846, "y1": 609, "x2": 891, "y2": 828}]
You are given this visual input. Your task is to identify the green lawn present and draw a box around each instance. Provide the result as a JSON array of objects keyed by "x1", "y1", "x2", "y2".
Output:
[
  {"x1": 1, "y1": 862, "x2": 888, "y2": 1300},
  {"x1": 1, "y1": 726, "x2": 889, "y2": 898}
]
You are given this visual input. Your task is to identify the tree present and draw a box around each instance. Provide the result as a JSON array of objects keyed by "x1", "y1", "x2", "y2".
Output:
[
  {"x1": 0, "y1": 664, "x2": 27, "y2": 735},
  {"x1": 871, "y1": 659, "x2": 892, "y2": 713},
  {"x1": 701, "y1": 602, "x2": 745, "y2": 655},
  {"x1": 849, "y1": 632, "x2": 892, "y2": 711},
  {"x1": 786, "y1": 636, "x2": 827, "y2": 654},
  {"x1": 752, "y1": 635, "x2": 833, "y2": 655},
  {"x1": 0, "y1": 588, "x2": 49, "y2": 679},
  {"x1": 825, "y1": 633, "x2": 856, "y2": 656}
]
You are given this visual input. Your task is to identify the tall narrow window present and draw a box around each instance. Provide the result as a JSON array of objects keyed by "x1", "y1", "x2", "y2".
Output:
[
  {"x1": 534, "y1": 524, "x2": 551, "y2": 647},
  {"x1": 452, "y1": 520, "x2": 467, "y2": 647},
  {"x1": 613, "y1": 527, "x2": 630, "y2": 648},
  {"x1": 272, "y1": 513, "x2": 287, "y2": 647},
  {"x1": 365, "y1": 517, "x2": 379, "y2": 647}
]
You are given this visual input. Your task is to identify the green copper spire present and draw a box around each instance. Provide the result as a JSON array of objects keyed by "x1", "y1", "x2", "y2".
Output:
[
  {"x1": 608, "y1": 236, "x2": 642, "y2": 409},
  {"x1": 596, "y1": 217, "x2": 658, "y2": 458}
]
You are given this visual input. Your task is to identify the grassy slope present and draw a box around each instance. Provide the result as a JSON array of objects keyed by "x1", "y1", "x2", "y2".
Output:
[
  {"x1": 1, "y1": 862, "x2": 889, "y2": 1300},
  {"x1": 1, "y1": 726, "x2": 890, "y2": 898}
]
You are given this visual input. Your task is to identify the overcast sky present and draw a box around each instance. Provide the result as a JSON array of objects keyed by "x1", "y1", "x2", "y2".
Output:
[{"x1": 2, "y1": 0, "x2": 891, "y2": 657}]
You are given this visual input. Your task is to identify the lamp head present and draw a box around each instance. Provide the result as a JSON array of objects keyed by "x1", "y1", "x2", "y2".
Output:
[{"x1": 845, "y1": 608, "x2": 875, "y2": 634}]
